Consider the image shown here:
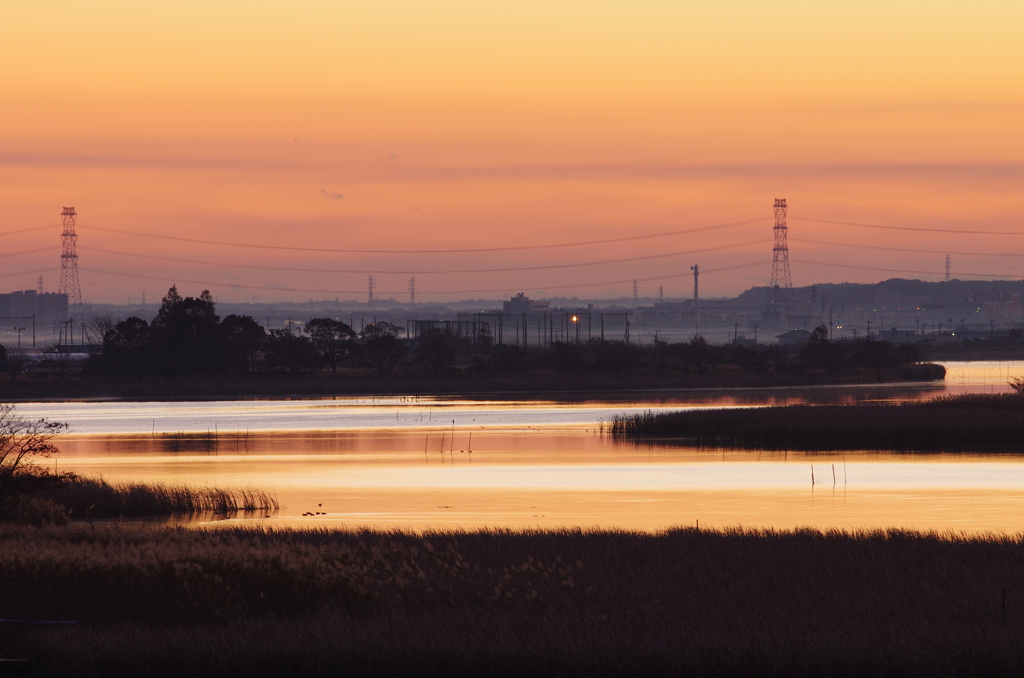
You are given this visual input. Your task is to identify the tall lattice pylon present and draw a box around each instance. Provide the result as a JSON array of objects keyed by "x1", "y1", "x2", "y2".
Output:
[
  {"x1": 768, "y1": 198, "x2": 792, "y2": 308},
  {"x1": 58, "y1": 206, "x2": 86, "y2": 340}
]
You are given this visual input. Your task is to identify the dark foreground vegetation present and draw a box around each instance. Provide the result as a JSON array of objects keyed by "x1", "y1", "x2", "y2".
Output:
[
  {"x1": 612, "y1": 392, "x2": 1024, "y2": 451},
  {"x1": 3, "y1": 525, "x2": 1024, "y2": 677},
  {"x1": 0, "y1": 287, "x2": 944, "y2": 398}
]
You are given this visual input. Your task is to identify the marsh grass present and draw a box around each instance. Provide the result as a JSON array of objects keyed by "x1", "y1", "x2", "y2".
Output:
[
  {"x1": 5, "y1": 525, "x2": 1024, "y2": 676},
  {"x1": 611, "y1": 392, "x2": 1024, "y2": 451},
  {"x1": 17, "y1": 476, "x2": 279, "y2": 521}
]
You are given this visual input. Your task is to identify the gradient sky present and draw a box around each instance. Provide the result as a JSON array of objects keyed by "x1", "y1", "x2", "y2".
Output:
[{"x1": 2, "y1": 1, "x2": 1023, "y2": 303}]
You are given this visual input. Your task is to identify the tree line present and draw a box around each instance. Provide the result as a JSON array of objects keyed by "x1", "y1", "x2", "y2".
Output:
[{"x1": 67, "y1": 287, "x2": 928, "y2": 379}]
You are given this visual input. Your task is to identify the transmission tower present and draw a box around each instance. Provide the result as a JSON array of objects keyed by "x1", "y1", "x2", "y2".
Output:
[
  {"x1": 945, "y1": 255, "x2": 950, "y2": 282},
  {"x1": 690, "y1": 264, "x2": 699, "y2": 301},
  {"x1": 768, "y1": 198, "x2": 792, "y2": 308},
  {"x1": 367, "y1": 275, "x2": 376, "y2": 308},
  {"x1": 657, "y1": 286, "x2": 663, "y2": 302},
  {"x1": 408, "y1": 277, "x2": 416, "y2": 305},
  {"x1": 632, "y1": 279, "x2": 638, "y2": 308},
  {"x1": 58, "y1": 206, "x2": 87, "y2": 340}
]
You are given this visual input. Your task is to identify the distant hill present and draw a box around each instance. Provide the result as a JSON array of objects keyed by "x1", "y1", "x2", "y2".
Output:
[{"x1": 734, "y1": 279, "x2": 1024, "y2": 309}]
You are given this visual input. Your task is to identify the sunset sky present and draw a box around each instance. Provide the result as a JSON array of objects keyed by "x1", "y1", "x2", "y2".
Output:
[{"x1": 2, "y1": 1, "x2": 1023, "y2": 303}]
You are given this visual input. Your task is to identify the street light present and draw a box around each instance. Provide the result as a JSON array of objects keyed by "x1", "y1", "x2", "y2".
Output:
[{"x1": 13, "y1": 326, "x2": 25, "y2": 349}]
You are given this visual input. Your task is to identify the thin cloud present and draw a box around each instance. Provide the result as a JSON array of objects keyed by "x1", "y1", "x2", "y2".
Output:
[{"x1": 319, "y1": 189, "x2": 346, "y2": 200}]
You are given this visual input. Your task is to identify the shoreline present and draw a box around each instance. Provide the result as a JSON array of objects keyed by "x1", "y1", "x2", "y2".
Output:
[{"x1": 0, "y1": 363, "x2": 947, "y2": 403}]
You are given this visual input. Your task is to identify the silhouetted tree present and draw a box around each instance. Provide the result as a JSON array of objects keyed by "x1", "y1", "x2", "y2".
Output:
[
  {"x1": 474, "y1": 323, "x2": 494, "y2": 351},
  {"x1": 222, "y1": 315, "x2": 266, "y2": 373},
  {"x1": 799, "y1": 324, "x2": 843, "y2": 370},
  {"x1": 91, "y1": 317, "x2": 153, "y2": 376},
  {"x1": 305, "y1": 318, "x2": 356, "y2": 375},
  {"x1": 149, "y1": 286, "x2": 222, "y2": 375},
  {"x1": 413, "y1": 329, "x2": 458, "y2": 375},
  {"x1": 264, "y1": 329, "x2": 321, "y2": 372},
  {"x1": 358, "y1": 322, "x2": 406, "y2": 374},
  {"x1": 0, "y1": 404, "x2": 66, "y2": 511}
]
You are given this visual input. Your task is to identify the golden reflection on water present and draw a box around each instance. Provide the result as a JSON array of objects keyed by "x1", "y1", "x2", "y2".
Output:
[
  {"x1": 56, "y1": 429, "x2": 1024, "y2": 534},
  {"x1": 39, "y1": 361, "x2": 1024, "y2": 532}
]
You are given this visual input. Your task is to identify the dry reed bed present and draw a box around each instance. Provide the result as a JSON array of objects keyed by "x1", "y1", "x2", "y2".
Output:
[
  {"x1": 611, "y1": 392, "x2": 1024, "y2": 451},
  {"x1": 5, "y1": 525, "x2": 1024, "y2": 676},
  {"x1": 36, "y1": 476, "x2": 279, "y2": 519}
]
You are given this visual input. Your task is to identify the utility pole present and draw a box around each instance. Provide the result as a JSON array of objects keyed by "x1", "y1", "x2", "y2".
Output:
[{"x1": 14, "y1": 326, "x2": 25, "y2": 349}]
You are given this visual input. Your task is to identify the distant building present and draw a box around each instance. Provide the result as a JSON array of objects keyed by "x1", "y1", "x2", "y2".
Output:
[
  {"x1": 776, "y1": 329, "x2": 812, "y2": 346},
  {"x1": 0, "y1": 290, "x2": 68, "y2": 322},
  {"x1": 503, "y1": 293, "x2": 551, "y2": 314}
]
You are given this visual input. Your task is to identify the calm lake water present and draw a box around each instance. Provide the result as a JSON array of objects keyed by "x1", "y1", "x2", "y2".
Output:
[{"x1": 28, "y1": 360, "x2": 1024, "y2": 533}]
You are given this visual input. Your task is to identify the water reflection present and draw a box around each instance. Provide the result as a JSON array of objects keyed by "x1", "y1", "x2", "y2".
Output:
[
  {"x1": 31, "y1": 360, "x2": 1024, "y2": 533},
  {"x1": 56, "y1": 429, "x2": 1024, "y2": 534}
]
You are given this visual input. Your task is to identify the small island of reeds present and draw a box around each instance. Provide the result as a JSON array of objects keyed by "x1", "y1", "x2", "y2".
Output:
[{"x1": 611, "y1": 392, "x2": 1024, "y2": 451}]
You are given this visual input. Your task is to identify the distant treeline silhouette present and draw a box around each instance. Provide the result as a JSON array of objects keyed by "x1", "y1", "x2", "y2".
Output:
[{"x1": 79, "y1": 287, "x2": 936, "y2": 380}]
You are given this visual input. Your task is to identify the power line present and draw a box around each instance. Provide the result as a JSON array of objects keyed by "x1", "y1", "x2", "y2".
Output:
[
  {"x1": 0, "y1": 224, "x2": 59, "y2": 237},
  {"x1": 792, "y1": 237, "x2": 1024, "y2": 257},
  {"x1": 0, "y1": 266, "x2": 57, "y2": 279},
  {"x1": 790, "y1": 216, "x2": 1024, "y2": 236},
  {"x1": 792, "y1": 259, "x2": 1023, "y2": 279},
  {"x1": 0, "y1": 246, "x2": 61, "y2": 258},
  {"x1": 79, "y1": 267, "x2": 365, "y2": 295},
  {"x1": 78, "y1": 239, "x2": 768, "y2": 275},
  {"x1": 77, "y1": 260, "x2": 771, "y2": 297},
  {"x1": 80, "y1": 217, "x2": 768, "y2": 254}
]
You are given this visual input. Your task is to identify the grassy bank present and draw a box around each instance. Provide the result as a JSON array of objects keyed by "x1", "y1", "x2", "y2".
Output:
[
  {"x1": 611, "y1": 392, "x2": 1024, "y2": 451},
  {"x1": 0, "y1": 362, "x2": 945, "y2": 401},
  {"x1": 3, "y1": 525, "x2": 1024, "y2": 676}
]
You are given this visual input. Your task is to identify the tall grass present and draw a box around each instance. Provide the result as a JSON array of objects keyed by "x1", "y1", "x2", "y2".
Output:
[
  {"x1": 5, "y1": 525, "x2": 1024, "y2": 676},
  {"x1": 611, "y1": 392, "x2": 1024, "y2": 451},
  {"x1": 31, "y1": 476, "x2": 279, "y2": 519}
]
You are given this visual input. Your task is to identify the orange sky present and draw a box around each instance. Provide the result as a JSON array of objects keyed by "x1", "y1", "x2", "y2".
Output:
[{"x1": 2, "y1": 1, "x2": 1023, "y2": 303}]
